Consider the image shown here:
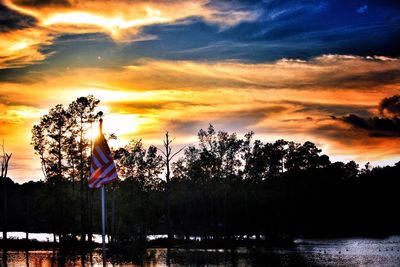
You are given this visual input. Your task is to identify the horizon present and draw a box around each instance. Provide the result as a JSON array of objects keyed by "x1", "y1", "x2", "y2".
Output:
[{"x1": 1, "y1": 0, "x2": 400, "y2": 182}]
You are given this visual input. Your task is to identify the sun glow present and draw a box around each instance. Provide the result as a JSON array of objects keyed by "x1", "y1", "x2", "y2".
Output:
[
  {"x1": 42, "y1": 10, "x2": 168, "y2": 38},
  {"x1": 84, "y1": 126, "x2": 99, "y2": 143},
  {"x1": 83, "y1": 112, "x2": 147, "y2": 148},
  {"x1": 102, "y1": 113, "x2": 148, "y2": 147}
]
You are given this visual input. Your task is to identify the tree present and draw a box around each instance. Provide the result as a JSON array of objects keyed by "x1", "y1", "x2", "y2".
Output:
[
  {"x1": 31, "y1": 96, "x2": 100, "y2": 242},
  {"x1": 115, "y1": 139, "x2": 163, "y2": 190},
  {"x1": 1, "y1": 140, "x2": 12, "y2": 249},
  {"x1": 67, "y1": 96, "x2": 100, "y2": 243},
  {"x1": 285, "y1": 141, "x2": 328, "y2": 171},
  {"x1": 158, "y1": 132, "x2": 185, "y2": 242},
  {"x1": 243, "y1": 139, "x2": 267, "y2": 182},
  {"x1": 113, "y1": 139, "x2": 163, "y2": 244},
  {"x1": 1, "y1": 141, "x2": 12, "y2": 179},
  {"x1": 196, "y1": 125, "x2": 246, "y2": 181},
  {"x1": 173, "y1": 125, "x2": 252, "y2": 237},
  {"x1": 31, "y1": 104, "x2": 71, "y2": 182}
]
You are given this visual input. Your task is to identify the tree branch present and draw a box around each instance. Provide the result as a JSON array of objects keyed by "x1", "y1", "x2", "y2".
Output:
[{"x1": 170, "y1": 146, "x2": 187, "y2": 160}]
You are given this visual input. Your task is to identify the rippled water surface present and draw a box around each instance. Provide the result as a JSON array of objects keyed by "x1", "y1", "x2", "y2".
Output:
[{"x1": 2, "y1": 236, "x2": 400, "y2": 266}]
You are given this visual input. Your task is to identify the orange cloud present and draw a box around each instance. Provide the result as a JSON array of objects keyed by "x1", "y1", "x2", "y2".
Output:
[
  {"x1": 0, "y1": 27, "x2": 54, "y2": 69},
  {"x1": 4, "y1": 0, "x2": 259, "y2": 40},
  {"x1": 123, "y1": 55, "x2": 400, "y2": 94},
  {"x1": 1, "y1": 55, "x2": 400, "y2": 181}
]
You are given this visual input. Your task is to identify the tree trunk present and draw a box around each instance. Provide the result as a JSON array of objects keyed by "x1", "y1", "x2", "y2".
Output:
[
  {"x1": 166, "y1": 157, "x2": 172, "y2": 242},
  {"x1": 2, "y1": 179, "x2": 7, "y2": 245},
  {"x1": 88, "y1": 190, "x2": 94, "y2": 245},
  {"x1": 80, "y1": 115, "x2": 86, "y2": 245},
  {"x1": 2, "y1": 151, "x2": 12, "y2": 247},
  {"x1": 161, "y1": 132, "x2": 185, "y2": 245}
]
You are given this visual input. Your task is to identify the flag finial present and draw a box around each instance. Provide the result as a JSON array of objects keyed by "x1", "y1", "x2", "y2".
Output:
[{"x1": 98, "y1": 111, "x2": 103, "y2": 134}]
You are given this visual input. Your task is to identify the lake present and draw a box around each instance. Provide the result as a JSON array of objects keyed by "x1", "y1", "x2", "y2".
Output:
[{"x1": 1, "y1": 236, "x2": 400, "y2": 266}]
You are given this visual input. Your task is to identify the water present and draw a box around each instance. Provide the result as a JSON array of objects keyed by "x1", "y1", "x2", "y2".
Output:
[
  {"x1": 1, "y1": 236, "x2": 400, "y2": 266},
  {"x1": 1, "y1": 232, "x2": 167, "y2": 243}
]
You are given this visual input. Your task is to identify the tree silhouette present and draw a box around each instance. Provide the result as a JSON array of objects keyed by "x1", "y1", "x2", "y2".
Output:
[
  {"x1": 67, "y1": 96, "x2": 100, "y2": 244},
  {"x1": 113, "y1": 139, "x2": 164, "y2": 245},
  {"x1": 158, "y1": 132, "x2": 185, "y2": 243},
  {"x1": 0, "y1": 98, "x2": 393, "y2": 252},
  {"x1": 31, "y1": 104, "x2": 70, "y2": 182},
  {"x1": 1, "y1": 140, "x2": 12, "y2": 257},
  {"x1": 30, "y1": 96, "x2": 100, "y2": 242}
]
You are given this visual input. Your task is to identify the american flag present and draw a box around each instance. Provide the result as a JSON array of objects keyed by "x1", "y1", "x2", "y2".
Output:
[{"x1": 88, "y1": 132, "x2": 118, "y2": 188}]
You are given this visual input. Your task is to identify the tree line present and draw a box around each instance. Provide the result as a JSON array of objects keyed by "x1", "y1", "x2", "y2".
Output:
[{"x1": 1, "y1": 95, "x2": 400, "y2": 249}]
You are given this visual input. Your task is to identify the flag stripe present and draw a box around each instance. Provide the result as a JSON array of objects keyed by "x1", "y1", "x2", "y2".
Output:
[
  {"x1": 99, "y1": 173, "x2": 118, "y2": 186},
  {"x1": 95, "y1": 146, "x2": 109, "y2": 164},
  {"x1": 99, "y1": 164, "x2": 115, "y2": 180},
  {"x1": 93, "y1": 172, "x2": 118, "y2": 188},
  {"x1": 91, "y1": 161, "x2": 112, "y2": 179},
  {"x1": 93, "y1": 149, "x2": 105, "y2": 166},
  {"x1": 92, "y1": 156, "x2": 101, "y2": 169},
  {"x1": 88, "y1": 132, "x2": 118, "y2": 189},
  {"x1": 92, "y1": 177, "x2": 105, "y2": 188},
  {"x1": 95, "y1": 172, "x2": 118, "y2": 188}
]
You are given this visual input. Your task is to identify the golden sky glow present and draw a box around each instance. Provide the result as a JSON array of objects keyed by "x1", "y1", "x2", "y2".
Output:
[
  {"x1": 1, "y1": 0, "x2": 399, "y2": 182},
  {"x1": 1, "y1": 56, "x2": 400, "y2": 181}
]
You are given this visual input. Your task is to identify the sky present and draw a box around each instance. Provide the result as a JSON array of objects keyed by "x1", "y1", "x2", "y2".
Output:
[{"x1": 0, "y1": 0, "x2": 399, "y2": 182}]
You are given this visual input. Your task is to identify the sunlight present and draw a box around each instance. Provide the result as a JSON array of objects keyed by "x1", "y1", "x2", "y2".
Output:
[
  {"x1": 76, "y1": 88, "x2": 153, "y2": 103},
  {"x1": 103, "y1": 113, "x2": 138, "y2": 135},
  {"x1": 102, "y1": 112, "x2": 149, "y2": 147},
  {"x1": 84, "y1": 126, "x2": 99, "y2": 143},
  {"x1": 42, "y1": 10, "x2": 167, "y2": 38},
  {"x1": 83, "y1": 112, "x2": 146, "y2": 148},
  {"x1": 43, "y1": 12, "x2": 123, "y2": 29},
  {"x1": 1, "y1": 106, "x2": 46, "y2": 121},
  {"x1": 9, "y1": 40, "x2": 29, "y2": 52}
]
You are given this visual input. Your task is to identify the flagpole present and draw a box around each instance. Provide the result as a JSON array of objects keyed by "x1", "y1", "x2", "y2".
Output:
[
  {"x1": 91, "y1": 111, "x2": 118, "y2": 267},
  {"x1": 101, "y1": 186, "x2": 106, "y2": 267},
  {"x1": 99, "y1": 113, "x2": 106, "y2": 267}
]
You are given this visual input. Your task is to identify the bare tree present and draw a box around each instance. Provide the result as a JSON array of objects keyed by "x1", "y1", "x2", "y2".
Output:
[
  {"x1": 158, "y1": 132, "x2": 185, "y2": 243},
  {"x1": 1, "y1": 140, "x2": 12, "y2": 245},
  {"x1": 1, "y1": 141, "x2": 12, "y2": 179}
]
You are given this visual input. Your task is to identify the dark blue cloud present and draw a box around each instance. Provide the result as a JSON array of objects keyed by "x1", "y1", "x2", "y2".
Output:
[
  {"x1": 0, "y1": 3, "x2": 36, "y2": 32},
  {"x1": 116, "y1": 0, "x2": 400, "y2": 62},
  {"x1": 356, "y1": 4, "x2": 368, "y2": 14}
]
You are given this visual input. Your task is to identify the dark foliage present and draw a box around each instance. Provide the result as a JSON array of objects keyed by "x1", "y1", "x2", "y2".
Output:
[{"x1": 1, "y1": 124, "x2": 400, "y2": 247}]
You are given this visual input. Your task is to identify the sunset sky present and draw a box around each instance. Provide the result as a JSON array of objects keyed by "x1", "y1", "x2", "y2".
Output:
[{"x1": 0, "y1": 0, "x2": 399, "y2": 182}]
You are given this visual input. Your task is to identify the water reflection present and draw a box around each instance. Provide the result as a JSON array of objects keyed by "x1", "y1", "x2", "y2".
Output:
[{"x1": 1, "y1": 236, "x2": 400, "y2": 266}]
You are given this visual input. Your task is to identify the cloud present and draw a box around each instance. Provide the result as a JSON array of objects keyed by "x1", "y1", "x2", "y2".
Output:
[
  {"x1": 0, "y1": 3, "x2": 36, "y2": 32},
  {"x1": 122, "y1": 55, "x2": 400, "y2": 91},
  {"x1": 3, "y1": 0, "x2": 259, "y2": 41},
  {"x1": 356, "y1": 5, "x2": 368, "y2": 14},
  {"x1": 283, "y1": 100, "x2": 374, "y2": 117},
  {"x1": 1, "y1": 54, "x2": 400, "y2": 180},
  {"x1": 0, "y1": 27, "x2": 55, "y2": 69},
  {"x1": 379, "y1": 95, "x2": 400, "y2": 117},
  {"x1": 2, "y1": 0, "x2": 399, "y2": 69},
  {"x1": 339, "y1": 95, "x2": 400, "y2": 138},
  {"x1": 0, "y1": 0, "x2": 260, "y2": 68},
  {"x1": 1, "y1": 55, "x2": 398, "y2": 112},
  {"x1": 341, "y1": 114, "x2": 400, "y2": 137}
]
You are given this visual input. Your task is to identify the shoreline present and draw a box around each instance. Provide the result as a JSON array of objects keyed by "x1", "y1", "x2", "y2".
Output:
[{"x1": 2, "y1": 234, "x2": 399, "y2": 251}]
